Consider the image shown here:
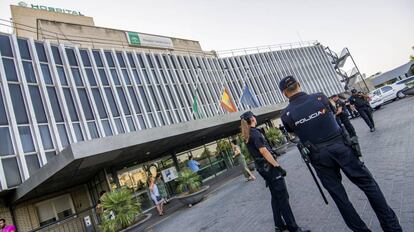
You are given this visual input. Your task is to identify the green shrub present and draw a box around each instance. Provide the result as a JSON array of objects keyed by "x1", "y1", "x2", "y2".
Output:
[
  {"x1": 100, "y1": 188, "x2": 141, "y2": 232},
  {"x1": 265, "y1": 127, "x2": 286, "y2": 147},
  {"x1": 176, "y1": 167, "x2": 202, "y2": 194}
]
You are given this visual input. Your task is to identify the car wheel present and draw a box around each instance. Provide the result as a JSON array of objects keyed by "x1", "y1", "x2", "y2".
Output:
[{"x1": 397, "y1": 91, "x2": 406, "y2": 99}]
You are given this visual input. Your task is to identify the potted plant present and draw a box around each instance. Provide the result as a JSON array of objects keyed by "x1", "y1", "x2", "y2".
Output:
[
  {"x1": 100, "y1": 188, "x2": 143, "y2": 232},
  {"x1": 175, "y1": 167, "x2": 209, "y2": 206},
  {"x1": 265, "y1": 127, "x2": 288, "y2": 154}
]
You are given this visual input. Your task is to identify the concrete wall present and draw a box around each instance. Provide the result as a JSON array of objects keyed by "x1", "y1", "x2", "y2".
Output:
[
  {"x1": 11, "y1": 5, "x2": 214, "y2": 56},
  {"x1": 11, "y1": 5, "x2": 94, "y2": 39},
  {"x1": 0, "y1": 185, "x2": 93, "y2": 232},
  {"x1": 0, "y1": 201, "x2": 13, "y2": 227}
]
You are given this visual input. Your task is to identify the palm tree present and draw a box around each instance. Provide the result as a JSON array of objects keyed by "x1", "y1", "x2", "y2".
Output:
[
  {"x1": 100, "y1": 188, "x2": 141, "y2": 232},
  {"x1": 176, "y1": 167, "x2": 201, "y2": 194}
]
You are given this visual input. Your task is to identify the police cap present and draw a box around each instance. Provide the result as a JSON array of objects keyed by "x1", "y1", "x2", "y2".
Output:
[
  {"x1": 351, "y1": 89, "x2": 358, "y2": 94},
  {"x1": 240, "y1": 111, "x2": 255, "y2": 120},
  {"x1": 279, "y1": 75, "x2": 298, "y2": 92}
]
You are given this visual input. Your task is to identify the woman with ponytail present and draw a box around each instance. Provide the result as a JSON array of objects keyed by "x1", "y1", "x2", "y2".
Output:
[{"x1": 240, "y1": 111, "x2": 310, "y2": 232}]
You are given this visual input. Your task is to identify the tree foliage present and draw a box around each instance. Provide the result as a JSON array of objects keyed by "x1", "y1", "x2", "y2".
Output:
[
  {"x1": 100, "y1": 188, "x2": 141, "y2": 232},
  {"x1": 265, "y1": 127, "x2": 286, "y2": 147},
  {"x1": 176, "y1": 167, "x2": 202, "y2": 194}
]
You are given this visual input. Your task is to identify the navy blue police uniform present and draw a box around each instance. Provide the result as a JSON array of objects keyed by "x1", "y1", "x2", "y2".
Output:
[
  {"x1": 333, "y1": 97, "x2": 357, "y2": 137},
  {"x1": 349, "y1": 91, "x2": 375, "y2": 131},
  {"x1": 279, "y1": 76, "x2": 402, "y2": 232},
  {"x1": 241, "y1": 112, "x2": 302, "y2": 232}
]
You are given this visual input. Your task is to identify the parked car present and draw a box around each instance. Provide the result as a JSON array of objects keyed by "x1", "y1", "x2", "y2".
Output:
[
  {"x1": 371, "y1": 83, "x2": 406, "y2": 103},
  {"x1": 395, "y1": 75, "x2": 414, "y2": 96},
  {"x1": 368, "y1": 94, "x2": 384, "y2": 110}
]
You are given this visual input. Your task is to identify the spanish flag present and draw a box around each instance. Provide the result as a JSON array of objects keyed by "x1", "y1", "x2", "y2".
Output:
[{"x1": 220, "y1": 88, "x2": 238, "y2": 112}]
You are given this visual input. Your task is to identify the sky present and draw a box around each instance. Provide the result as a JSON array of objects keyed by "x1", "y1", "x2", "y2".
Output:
[{"x1": 0, "y1": 0, "x2": 413, "y2": 76}]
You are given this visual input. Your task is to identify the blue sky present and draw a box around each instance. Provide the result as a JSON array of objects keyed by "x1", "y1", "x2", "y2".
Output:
[{"x1": 0, "y1": 0, "x2": 413, "y2": 76}]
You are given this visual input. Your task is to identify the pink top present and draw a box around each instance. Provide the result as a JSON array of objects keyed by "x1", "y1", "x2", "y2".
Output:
[{"x1": 1, "y1": 225, "x2": 16, "y2": 232}]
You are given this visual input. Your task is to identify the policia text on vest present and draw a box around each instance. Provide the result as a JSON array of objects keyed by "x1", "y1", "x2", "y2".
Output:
[{"x1": 279, "y1": 76, "x2": 402, "y2": 232}]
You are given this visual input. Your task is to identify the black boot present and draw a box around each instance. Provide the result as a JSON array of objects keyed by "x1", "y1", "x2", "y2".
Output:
[{"x1": 292, "y1": 228, "x2": 311, "y2": 232}]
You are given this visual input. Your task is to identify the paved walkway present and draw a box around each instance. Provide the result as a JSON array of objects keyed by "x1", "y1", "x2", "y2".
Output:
[{"x1": 141, "y1": 97, "x2": 414, "y2": 232}]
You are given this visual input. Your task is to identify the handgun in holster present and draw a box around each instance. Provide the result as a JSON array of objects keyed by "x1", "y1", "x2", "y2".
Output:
[{"x1": 342, "y1": 133, "x2": 363, "y2": 158}]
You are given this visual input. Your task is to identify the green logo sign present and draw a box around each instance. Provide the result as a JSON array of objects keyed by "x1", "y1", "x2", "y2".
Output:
[
  {"x1": 127, "y1": 32, "x2": 141, "y2": 46},
  {"x1": 17, "y1": 1, "x2": 84, "y2": 16}
]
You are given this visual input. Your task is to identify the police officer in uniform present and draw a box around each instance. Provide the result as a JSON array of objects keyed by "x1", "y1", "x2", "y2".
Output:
[
  {"x1": 279, "y1": 76, "x2": 402, "y2": 232},
  {"x1": 240, "y1": 111, "x2": 310, "y2": 232},
  {"x1": 331, "y1": 94, "x2": 357, "y2": 138},
  {"x1": 349, "y1": 89, "x2": 376, "y2": 132}
]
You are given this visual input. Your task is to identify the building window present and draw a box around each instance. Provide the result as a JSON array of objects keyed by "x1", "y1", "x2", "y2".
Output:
[{"x1": 35, "y1": 194, "x2": 75, "y2": 226}]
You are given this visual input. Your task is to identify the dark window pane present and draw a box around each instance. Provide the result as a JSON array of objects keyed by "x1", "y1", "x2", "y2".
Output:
[
  {"x1": 45, "y1": 151, "x2": 56, "y2": 162},
  {"x1": 51, "y1": 46, "x2": 62, "y2": 65},
  {"x1": 65, "y1": 48, "x2": 78, "y2": 66},
  {"x1": 29, "y1": 86, "x2": 47, "y2": 123},
  {"x1": 149, "y1": 86, "x2": 160, "y2": 110},
  {"x1": 146, "y1": 54, "x2": 154, "y2": 68},
  {"x1": 39, "y1": 125, "x2": 53, "y2": 150},
  {"x1": 78, "y1": 89, "x2": 94, "y2": 120},
  {"x1": 138, "y1": 115, "x2": 146, "y2": 129},
  {"x1": 117, "y1": 88, "x2": 130, "y2": 115},
  {"x1": 116, "y1": 52, "x2": 125, "y2": 67},
  {"x1": 47, "y1": 87, "x2": 63, "y2": 122},
  {"x1": 26, "y1": 154, "x2": 40, "y2": 176},
  {"x1": 104, "y1": 88, "x2": 119, "y2": 117},
  {"x1": 132, "y1": 70, "x2": 142, "y2": 85},
  {"x1": 19, "y1": 126, "x2": 35, "y2": 152},
  {"x1": 115, "y1": 118, "x2": 124, "y2": 133},
  {"x1": 3, "y1": 157, "x2": 21, "y2": 188},
  {"x1": 0, "y1": 128, "x2": 14, "y2": 156},
  {"x1": 122, "y1": 69, "x2": 131, "y2": 85},
  {"x1": 85, "y1": 69, "x2": 97, "y2": 86},
  {"x1": 102, "y1": 120, "x2": 112, "y2": 136},
  {"x1": 73, "y1": 123, "x2": 83, "y2": 141},
  {"x1": 137, "y1": 54, "x2": 145, "y2": 67},
  {"x1": 111, "y1": 69, "x2": 120, "y2": 85},
  {"x1": 18, "y1": 39, "x2": 31, "y2": 60},
  {"x1": 139, "y1": 87, "x2": 151, "y2": 111},
  {"x1": 80, "y1": 50, "x2": 91, "y2": 67},
  {"x1": 23, "y1": 61, "x2": 36, "y2": 83},
  {"x1": 40, "y1": 64, "x2": 53, "y2": 84},
  {"x1": 57, "y1": 124, "x2": 69, "y2": 147},
  {"x1": 92, "y1": 89, "x2": 107, "y2": 118},
  {"x1": 0, "y1": 89, "x2": 8, "y2": 125},
  {"x1": 128, "y1": 87, "x2": 141, "y2": 113},
  {"x1": 99, "y1": 69, "x2": 109, "y2": 86},
  {"x1": 105, "y1": 52, "x2": 114, "y2": 67},
  {"x1": 127, "y1": 53, "x2": 135, "y2": 67},
  {"x1": 57, "y1": 66, "x2": 68, "y2": 85},
  {"x1": 0, "y1": 35, "x2": 13, "y2": 57},
  {"x1": 93, "y1": 50, "x2": 103, "y2": 67},
  {"x1": 3, "y1": 58, "x2": 18, "y2": 81},
  {"x1": 88, "y1": 122, "x2": 99, "y2": 139},
  {"x1": 126, "y1": 117, "x2": 135, "y2": 131},
  {"x1": 9, "y1": 84, "x2": 29, "y2": 124},
  {"x1": 35, "y1": 42, "x2": 48, "y2": 62},
  {"x1": 63, "y1": 89, "x2": 78, "y2": 121},
  {"x1": 71, "y1": 68, "x2": 83, "y2": 86}
]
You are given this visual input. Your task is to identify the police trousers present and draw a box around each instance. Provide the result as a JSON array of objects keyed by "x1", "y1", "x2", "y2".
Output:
[
  {"x1": 310, "y1": 142, "x2": 402, "y2": 232},
  {"x1": 339, "y1": 116, "x2": 357, "y2": 137},
  {"x1": 261, "y1": 168, "x2": 299, "y2": 231},
  {"x1": 358, "y1": 107, "x2": 375, "y2": 129}
]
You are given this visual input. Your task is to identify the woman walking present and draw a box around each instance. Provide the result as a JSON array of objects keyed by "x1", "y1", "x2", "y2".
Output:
[
  {"x1": 149, "y1": 176, "x2": 165, "y2": 216},
  {"x1": 231, "y1": 139, "x2": 256, "y2": 181}
]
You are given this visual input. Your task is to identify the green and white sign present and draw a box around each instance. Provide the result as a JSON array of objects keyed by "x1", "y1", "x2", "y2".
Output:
[
  {"x1": 17, "y1": 1, "x2": 84, "y2": 16},
  {"x1": 126, "y1": 32, "x2": 173, "y2": 49}
]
